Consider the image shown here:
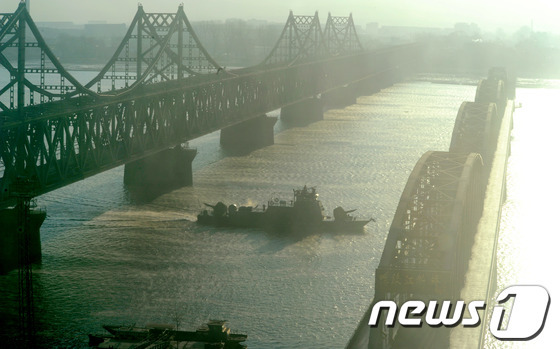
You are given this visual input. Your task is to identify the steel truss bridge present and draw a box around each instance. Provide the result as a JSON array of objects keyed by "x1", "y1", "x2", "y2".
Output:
[
  {"x1": 347, "y1": 69, "x2": 513, "y2": 348},
  {"x1": 1, "y1": 4, "x2": 516, "y2": 347},
  {"x1": 0, "y1": 3, "x2": 420, "y2": 208}
]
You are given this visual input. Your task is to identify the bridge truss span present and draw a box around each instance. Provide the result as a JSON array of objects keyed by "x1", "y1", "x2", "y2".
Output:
[
  {"x1": 0, "y1": 1, "x2": 421, "y2": 208},
  {"x1": 0, "y1": 45, "x2": 419, "y2": 208},
  {"x1": 369, "y1": 151, "x2": 485, "y2": 347},
  {"x1": 323, "y1": 13, "x2": 362, "y2": 56},
  {"x1": 259, "y1": 10, "x2": 363, "y2": 66},
  {"x1": 475, "y1": 78, "x2": 507, "y2": 116},
  {"x1": 0, "y1": 3, "x2": 223, "y2": 114},
  {"x1": 449, "y1": 101, "x2": 500, "y2": 167},
  {"x1": 376, "y1": 151, "x2": 485, "y2": 298},
  {"x1": 83, "y1": 4, "x2": 223, "y2": 93}
]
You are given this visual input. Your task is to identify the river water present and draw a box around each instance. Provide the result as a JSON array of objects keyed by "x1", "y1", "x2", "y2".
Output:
[
  {"x1": 483, "y1": 86, "x2": 560, "y2": 349},
  {"x1": 0, "y1": 78, "x2": 556, "y2": 348}
]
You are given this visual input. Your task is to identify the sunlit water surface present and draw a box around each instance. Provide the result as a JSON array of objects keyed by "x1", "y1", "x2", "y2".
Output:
[
  {"x1": 483, "y1": 87, "x2": 560, "y2": 349},
  {"x1": 5, "y1": 80, "x2": 553, "y2": 348}
]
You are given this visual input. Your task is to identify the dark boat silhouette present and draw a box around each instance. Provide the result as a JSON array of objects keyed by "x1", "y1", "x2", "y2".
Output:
[
  {"x1": 197, "y1": 186, "x2": 374, "y2": 233},
  {"x1": 89, "y1": 320, "x2": 247, "y2": 348}
]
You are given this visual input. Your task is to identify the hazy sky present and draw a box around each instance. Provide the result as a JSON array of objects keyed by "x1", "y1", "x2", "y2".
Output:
[{"x1": 1, "y1": 0, "x2": 559, "y2": 33}]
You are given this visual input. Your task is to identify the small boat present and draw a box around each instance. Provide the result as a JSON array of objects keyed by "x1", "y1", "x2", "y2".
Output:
[
  {"x1": 197, "y1": 186, "x2": 373, "y2": 233},
  {"x1": 89, "y1": 320, "x2": 247, "y2": 348}
]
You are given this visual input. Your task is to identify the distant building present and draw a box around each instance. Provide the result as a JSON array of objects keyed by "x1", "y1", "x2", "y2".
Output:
[
  {"x1": 225, "y1": 18, "x2": 245, "y2": 25},
  {"x1": 34, "y1": 21, "x2": 127, "y2": 45},
  {"x1": 380, "y1": 26, "x2": 444, "y2": 37},
  {"x1": 366, "y1": 22, "x2": 379, "y2": 36},
  {"x1": 247, "y1": 19, "x2": 269, "y2": 27},
  {"x1": 35, "y1": 22, "x2": 83, "y2": 30},
  {"x1": 35, "y1": 22, "x2": 84, "y2": 40},
  {"x1": 376, "y1": 25, "x2": 450, "y2": 43},
  {"x1": 452, "y1": 22, "x2": 481, "y2": 38},
  {"x1": 83, "y1": 23, "x2": 127, "y2": 41}
]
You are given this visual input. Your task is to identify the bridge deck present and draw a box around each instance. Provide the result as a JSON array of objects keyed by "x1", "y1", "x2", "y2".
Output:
[
  {"x1": 450, "y1": 99, "x2": 514, "y2": 348},
  {"x1": 1, "y1": 2, "x2": 421, "y2": 209}
]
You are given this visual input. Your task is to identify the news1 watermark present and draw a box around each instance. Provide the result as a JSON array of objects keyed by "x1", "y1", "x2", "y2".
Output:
[{"x1": 369, "y1": 285, "x2": 550, "y2": 340}]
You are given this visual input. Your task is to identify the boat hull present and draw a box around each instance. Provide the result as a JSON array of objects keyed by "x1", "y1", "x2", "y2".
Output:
[
  {"x1": 321, "y1": 219, "x2": 371, "y2": 232},
  {"x1": 197, "y1": 210, "x2": 370, "y2": 233},
  {"x1": 196, "y1": 186, "x2": 372, "y2": 234}
]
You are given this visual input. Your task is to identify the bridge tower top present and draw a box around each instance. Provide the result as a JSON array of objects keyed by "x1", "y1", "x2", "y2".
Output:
[
  {"x1": 260, "y1": 10, "x2": 363, "y2": 67},
  {"x1": 0, "y1": 3, "x2": 96, "y2": 115},
  {"x1": 260, "y1": 11, "x2": 327, "y2": 66},
  {"x1": 0, "y1": 3, "x2": 223, "y2": 115},
  {"x1": 323, "y1": 13, "x2": 362, "y2": 56},
  {"x1": 74, "y1": 4, "x2": 224, "y2": 94}
]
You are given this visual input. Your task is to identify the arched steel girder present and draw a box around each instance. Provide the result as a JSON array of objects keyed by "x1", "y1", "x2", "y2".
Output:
[
  {"x1": 475, "y1": 78, "x2": 507, "y2": 117},
  {"x1": 0, "y1": 3, "x2": 98, "y2": 114},
  {"x1": 323, "y1": 13, "x2": 362, "y2": 56},
  {"x1": 488, "y1": 66, "x2": 515, "y2": 99},
  {"x1": 260, "y1": 11, "x2": 327, "y2": 66},
  {"x1": 0, "y1": 3, "x2": 223, "y2": 113},
  {"x1": 260, "y1": 11, "x2": 363, "y2": 67},
  {"x1": 449, "y1": 101, "x2": 499, "y2": 167},
  {"x1": 376, "y1": 151, "x2": 485, "y2": 300},
  {"x1": 370, "y1": 151, "x2": 485, "y2": 348},
  {"x1": 83, "y1": 4, "x2": 223, "y2": 95},
  {"x1": 1, "y1": 3, "x2": 366, "y2": 114},
  {"x1": 0, "y1": 46, "x2": 421, "y2": 208}
]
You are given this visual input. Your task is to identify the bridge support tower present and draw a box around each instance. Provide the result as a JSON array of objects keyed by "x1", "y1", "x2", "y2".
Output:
[
  {"x1": 322, "y1": 86, "x2": 357, "y2": 109},
  {"x1": 123, "y1": 147, "x2": 197, "y2": 189},
  {"x1": 280, "y1": 97, "x2": 324, "y2": 125},
  {"x1": 0, "y1": 208, "x2": 45, "y2": 275},
  {"x1": 220, "y1": 115, "x2": 277, "y2": 152},
  {"x1": 354, "y1": 68, "x2": 401, "y2": 96}
]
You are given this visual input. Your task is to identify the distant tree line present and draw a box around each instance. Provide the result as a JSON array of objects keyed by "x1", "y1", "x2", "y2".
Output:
[
  {"x1": 417, "y1": 25, "x2": 560, "y2": 78},
  {"x1": 191, "y1": 20, "x2": 284, "y2": 67},
  {"x1": 5, "y1": 19, "x2": 560, "y2": 78},
  {"x1": 42, "y1": 20, "x2": 286, "y2": 68},
  {"x1": 48, "y1": 34, "x2": 123, "y2": 65}
]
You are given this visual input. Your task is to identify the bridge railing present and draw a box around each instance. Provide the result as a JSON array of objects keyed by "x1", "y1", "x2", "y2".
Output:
[
  {"x1": 1, "y1": 2, "x2": 422, "y2": 209},
  {"x1": 0, "y1": 44, "x2": 420, "y2": 208},
  {"x1": 1, "y1": 3, "x2": 369, "y2": 114},
  {"x1": 0, "y1": 3, "x2": 227, "y2": 113}
]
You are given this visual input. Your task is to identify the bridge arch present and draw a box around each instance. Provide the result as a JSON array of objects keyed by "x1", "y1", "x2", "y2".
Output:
[
  {"x1": 475, "y1": 78, "x2": 507, "y2": 116},
  {"x1": 371, "y1": 151, "x2": 485, "y2": 347},
  {"x1": 449, "y1": 101, "x2": 499, "y2": 167},
  {"x1": 376, "y1": 151, "x2": 485, "y2": 298},
  {"x1": 260, "y1": 11, "x2": 326, "y2": 66},
  {"x1": 323, "y1": 13, "x2": 363, "y2": 56},
  {"x1": 0, "y1": 3, "x2": 225, "y2": 111}
]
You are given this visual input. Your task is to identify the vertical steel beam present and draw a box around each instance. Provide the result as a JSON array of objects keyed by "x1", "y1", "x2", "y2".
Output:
[
  {"x1": 177, "y1": 5, "x2": 184, "y2": 79},
  {"x1": 136, "y1": 5, "x2": 143, "y2": 81},
  {"x1": 11, "y1": 177, "x2": 37, "y2": 347},
  {"x1": 288, "y1": 11, "x2": 293, "y2": 62},
  {"x1": 17, "y1": 5, "x2": 26, "y2": 116}
]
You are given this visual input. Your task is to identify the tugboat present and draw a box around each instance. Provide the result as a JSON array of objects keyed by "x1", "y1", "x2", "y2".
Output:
[
  {"x1": 88, "y1": 320, "x2": 247, "y2": 348},
  {"x1": 197, "y1": 186, "x2": 373, "y2": 233}
]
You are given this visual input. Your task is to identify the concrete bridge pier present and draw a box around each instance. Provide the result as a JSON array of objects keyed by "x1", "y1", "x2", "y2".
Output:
[
  {"x1": 353, "y1": 75, "x2": 382, "y2": 96},
  {"x1": 322, "y1": 86, "x2": 357, "y2": 109},
  {"x1": 355, "y1": 68, "x2": 401, "y2": 96},
  {"x1": 280, "y1": 97, "x2": 323, "y2": 126},
  {"x1": 0, "y1": 208, "x2": 45, "y2": 274},
  {"x1": 123, "y1": 146, "x2": 197, "y2": 189},
  {"x1": 220, "y1": 114, "x2": 277, "y2": 152}
]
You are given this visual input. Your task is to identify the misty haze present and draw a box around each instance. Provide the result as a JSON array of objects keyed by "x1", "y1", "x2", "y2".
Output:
[{"x1": 0, "y1": 1, "x2": 558, "y2": 349}]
